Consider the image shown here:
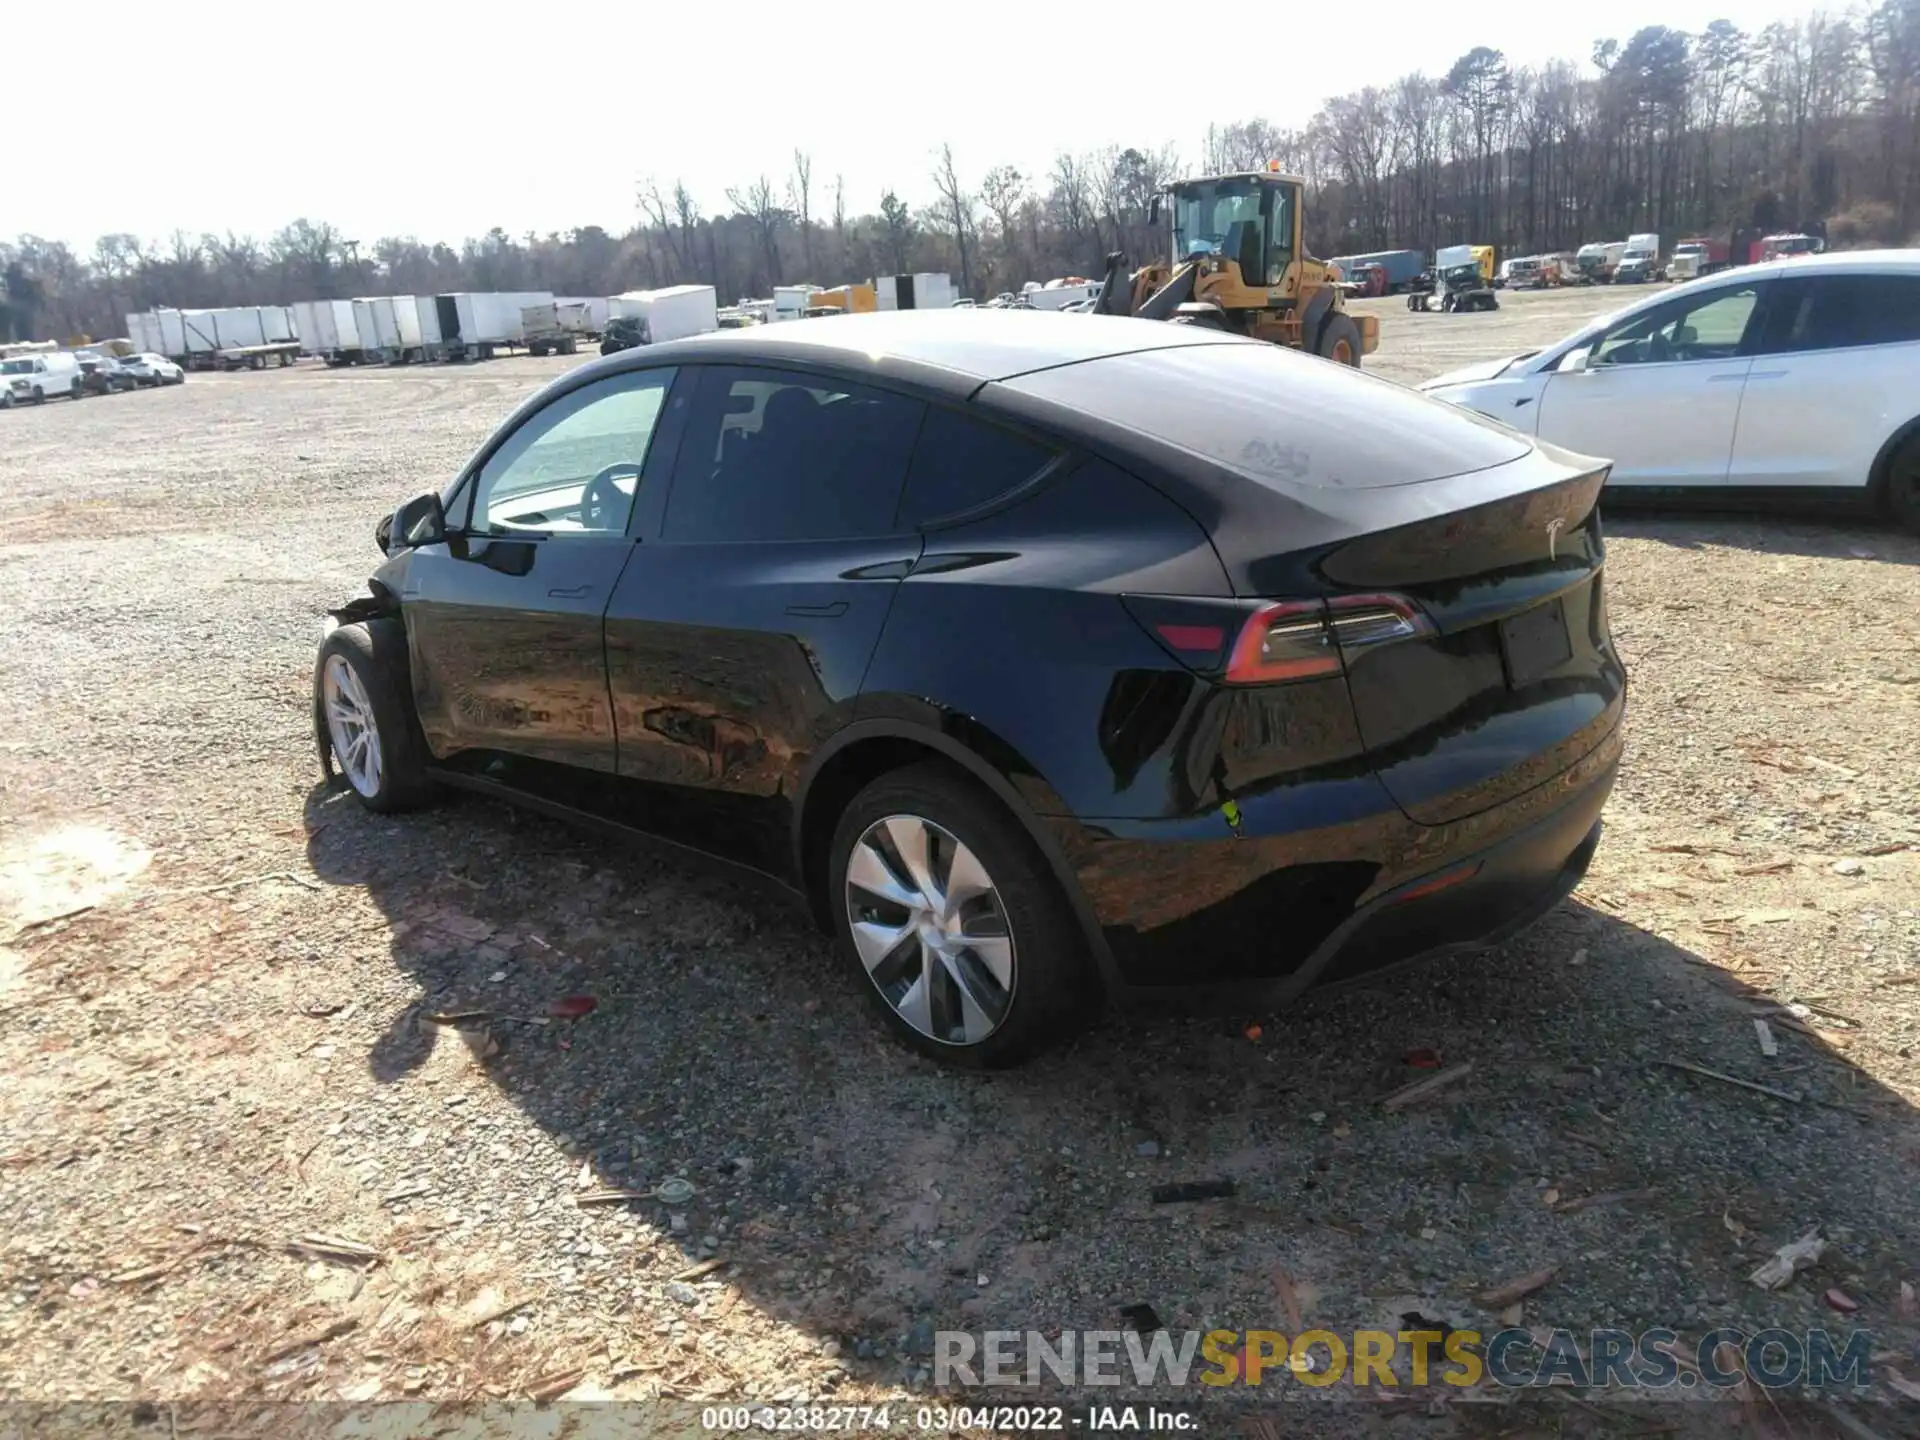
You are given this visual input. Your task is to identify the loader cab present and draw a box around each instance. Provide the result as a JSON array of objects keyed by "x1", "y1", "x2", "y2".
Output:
[{"x1": 1164, "y1": 172, "x2": 1300, "y2": 290}]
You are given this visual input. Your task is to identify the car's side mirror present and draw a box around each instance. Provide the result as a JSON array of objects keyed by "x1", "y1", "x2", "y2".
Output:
[
  {"x1": 387, "y1": 491, "x2": 447, "y2": 554},
  {"x1": 1559, "y1": 347, "x2": 1593, "y2": 374}
]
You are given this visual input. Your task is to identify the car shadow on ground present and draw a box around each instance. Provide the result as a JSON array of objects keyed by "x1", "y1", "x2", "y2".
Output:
[
  {"x1": 1603, "y1": 506, "x2": 1920, "y2": 566},
  {"x1": 304, "y1": 779, "x2": 1919, "y2": 1418}
]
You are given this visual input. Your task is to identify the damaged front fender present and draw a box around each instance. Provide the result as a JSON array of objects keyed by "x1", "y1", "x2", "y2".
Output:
[{"x1": 314, "y1": 571, "x2": 408, "y2": 779}]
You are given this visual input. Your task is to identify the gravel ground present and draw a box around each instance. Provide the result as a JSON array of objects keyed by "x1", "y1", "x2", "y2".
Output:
[{"x1": 2, "y1": 291, "x2": 1918, "y2": 1436}]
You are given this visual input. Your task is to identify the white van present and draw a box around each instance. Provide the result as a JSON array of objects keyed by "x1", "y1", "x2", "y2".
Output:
[{"x1": 1, "y1": 351, "x2": 84, "y2": 406}]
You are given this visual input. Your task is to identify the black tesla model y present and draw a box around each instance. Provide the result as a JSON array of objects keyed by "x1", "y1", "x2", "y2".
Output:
[{"x1": 315, "y1": 309, "x2": 1625, "y2": 1067}]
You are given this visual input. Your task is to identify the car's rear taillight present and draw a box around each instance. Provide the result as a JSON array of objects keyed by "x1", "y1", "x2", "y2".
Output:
[
  {"x1": 1224, "y1": 594, "x2": 1433, "y2": 686},
  {"x1": 1122, "y1": 592, "x2": 1433, "y2": 686}
]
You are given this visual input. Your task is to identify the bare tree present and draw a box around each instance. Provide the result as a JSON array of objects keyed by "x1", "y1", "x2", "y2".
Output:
[
  {"x1": 929, "y1": 144, "x2": 977, "y2": 297},
  {"x1": 979, "y1": 164, "x2": 1027, "y2": 288},
  {"x1": 831, "y1": 173, "x2": 849, "y2": 275},
  {"x1": 726, "y1": 176, "x2": 786, "y2": 291},
  {"x1": 789, "y1": 150, "x2": 815, "y2": 279},
  {"x1": 878, "y1": 190, "x2": 916, "y2": 272}
]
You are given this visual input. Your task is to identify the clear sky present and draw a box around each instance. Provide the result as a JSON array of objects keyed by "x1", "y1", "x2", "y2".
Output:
[{"x1": 14, "y1": 0, "x2": 1815, "y2": 253}]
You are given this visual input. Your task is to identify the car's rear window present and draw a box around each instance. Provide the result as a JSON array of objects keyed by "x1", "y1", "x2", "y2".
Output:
[{"x1": 997, "y1": 341, "x2": 1531, "y2": 491}]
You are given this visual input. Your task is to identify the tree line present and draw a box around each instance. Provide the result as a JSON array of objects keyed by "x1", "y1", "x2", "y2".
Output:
[{"x1": 4, "y1": 2, "x2": 1915, "y2": 343}]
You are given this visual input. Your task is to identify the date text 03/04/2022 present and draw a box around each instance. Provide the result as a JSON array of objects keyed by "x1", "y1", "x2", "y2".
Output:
[{"x1": 700, "y1": 1404, "x2": 1197, "y2": 1431}]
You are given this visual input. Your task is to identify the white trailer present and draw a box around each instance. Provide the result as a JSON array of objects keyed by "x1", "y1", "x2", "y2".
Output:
[
  {"x1": 772, "y1": 284, "x2": 819, "y2": 321},
  {"x1": 412, "y1": 296, "x2": 443, "y2": 352},
  {"x1": 612, "y1": 285, "x2": 719, "y2": 344},
  {"x1": 391, "y1": 295, "x2": 438, "y2": 361},
  {"x1": 1021, "y1": 281, "x2": 1101, "y2": 311},
  {"x1": 555, "y1": 296, "x2": 609, "y2": 337},
  {"x1": 260, "y1": 305, "x2": 297, "y2": 344},
  {"x1": 150, "y1": 307, "x2": 298, "y2": 370},
  {"x1": 520, "y1": 302, "x2": 583, "y2": 357},
  {"x1": 875, "y1": 273, "x2": 957, "y2": 311},
  {"x1": 296, "y1": 299, "x2": 370, "y2": 366},
  {"x1": 433, "y1": 291, "x2": 554, "y2": 360},
  {"x1": 124, "y1": 312, "x2": 167, "y2": 356}
]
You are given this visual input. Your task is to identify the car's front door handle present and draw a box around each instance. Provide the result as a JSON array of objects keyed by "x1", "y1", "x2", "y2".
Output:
[
  {"x1": 784, "y1": 601, "x2": 849, "y2": 618},
  {"x1": 548, "y1": 585, "x2": 591, "y2": 599},
  {"x1": 1708, "y1": 372, "x2": 1749, "y2": 382}
]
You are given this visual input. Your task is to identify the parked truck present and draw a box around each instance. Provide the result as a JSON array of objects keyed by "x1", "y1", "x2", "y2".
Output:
[
  {"x1": 603, "y1": 285, "x2": 720, "y2": 351},
  {"x1": 1327, "y1": 249, "x2": 1424, "y2": 294},
  {"x1": 1616, "y1": 233, "x2": 1663, "y2": 284},
  {"x1": 1410, "y1": 244, "x2": 1497, "y2": 312},
  {"x1": 1752, "y1": 233, "x2": 1824, "y2": 263},
  {"x1": 1669, "y1": 237, "x2": 1731, "y2": 281},
  {"x1": 433, "y1": 291, "x2": 554, "y2": 360},
  {"x1": 520, "y1": 301, "x2": 584, "y2": 357},
  {"x1": 1574, "y1": 241, "x2": 1626, "y2": 283}
]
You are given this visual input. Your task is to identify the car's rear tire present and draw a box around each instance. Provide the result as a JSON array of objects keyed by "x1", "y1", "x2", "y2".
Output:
[
  {"x1": 1318, "y1": 312, "x2": 1363, "y2": 366},
  {"x1": 1882, "y1": 432, "x2": 1920, "y2": 536},
  {"x1": 828, "y1": 761, "x2": 1090, "y2": 1069},
  {"x1": 315, "y1": 620, "x2": 433, "y2": 813}
]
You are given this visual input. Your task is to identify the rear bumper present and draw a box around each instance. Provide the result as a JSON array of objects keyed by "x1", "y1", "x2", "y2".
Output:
[{"x1": 1048, "y1": 714, "x2": 1622, "y2": 1012}]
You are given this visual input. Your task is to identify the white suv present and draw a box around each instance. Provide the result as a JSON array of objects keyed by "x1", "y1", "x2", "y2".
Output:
[
  {"x1": 1419, "y1": 250, "x2": 1920, "y2": 532},
  {"x1": 1, "y1": 352, "x2": 84, "y2": 406},
  {"x1": 118, "y1": 353, "x2": 185, "y2": 387}
]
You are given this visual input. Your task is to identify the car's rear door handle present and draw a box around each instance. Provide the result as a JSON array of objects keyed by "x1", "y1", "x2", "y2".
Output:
[
  {"x1": 784, "y1": 601, "x2": 848, "y2": 618},
  {"x1": 1708, "y1": 372, "x2": 1749, "y2": 382},
  {"x1": 1747, "y1": 370, "x2": 1788, "y2": 380},
  {"x1": 548, "y1": 585, "x2": 591, "y2": 599}
]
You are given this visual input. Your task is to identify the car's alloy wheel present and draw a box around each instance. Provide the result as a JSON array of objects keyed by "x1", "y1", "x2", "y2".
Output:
[
  {"x1": 828, "y1": 762, "x2": 1088, "y2": 1067},
  {"x1": 844, "y1": 813, "x2": 1016, "y2": 1045},
  {"x1": 322, "y1": 653, "x2": 384, "y2": 798},
  {"x1": 313, "y1": 619, "x2": 432, "y2": 813}
]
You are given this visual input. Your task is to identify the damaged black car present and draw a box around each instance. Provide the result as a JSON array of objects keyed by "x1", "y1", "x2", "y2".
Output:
[{"x1": 315, "y1": 309, "x2": 1625, "y2": 1068}]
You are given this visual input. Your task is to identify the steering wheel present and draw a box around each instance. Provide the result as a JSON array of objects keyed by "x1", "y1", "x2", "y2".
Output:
[{"x1": 581, "y1": 462, "x2": 640, "y2": 530}]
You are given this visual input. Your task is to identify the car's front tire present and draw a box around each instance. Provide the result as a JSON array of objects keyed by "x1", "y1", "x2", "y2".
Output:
[
  {"x1": 315, "y1": 620, "x2": 433, "y2": 813},
  {"x1": 1883, "y1": 432, "x2": 1920, "y2": 536},
  {"x1": 828, "y1": 762, "x2": 1090, "y2": 1068}
]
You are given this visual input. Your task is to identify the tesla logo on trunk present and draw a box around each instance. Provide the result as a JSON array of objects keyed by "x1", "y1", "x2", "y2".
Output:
[{"x1": 1545, "y1": 517, "x2": 1565, "y2": 560}]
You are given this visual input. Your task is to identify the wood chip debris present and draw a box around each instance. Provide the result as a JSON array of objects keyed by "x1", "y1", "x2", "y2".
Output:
[
  {"x1": 1750, "y1": 1229, "x2": 1825, "y2": 1290},
  {"x1": 263, "y1": 1317, "x2": 356, "y2": 1364},
  {"x1": 1660, "y1": 1058, "x2": 1802, "y2": 1104},
  {"x1": 670, "y1": 1257, "x2": 729, "y2": 1283},
  {"x1": 1273, "y1": 1268, "x2": 1304, "y2": 1333},
  {"x1": 467, "y1": 1294, "x2": 536, "y2": 1330},
  {"x1": 1475, "y1": 1267, "x2": 1557, "y2": 1308},
  {"x1": 287, "y1": 1233, "x2": 379, "y2": 1264},
  {"x1": 526, "y1": 1366, "x2": 587, "y2": 1403},
  {"x1": 1753, "y1": 1019, "x2": 1778, "y2": 1057},
  {"x1": 1556, "y1": 1187, "x2": 1659, "y2": 1214},
  {"x1": 575, "y1": 1188, "x2": 655, "y2": 1206},
  {"x1": 1380, "y1": 1061, "x2": 1473, "y2": 1111}
]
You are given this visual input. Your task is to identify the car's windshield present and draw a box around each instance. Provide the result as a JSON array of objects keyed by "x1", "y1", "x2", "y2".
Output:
[
  {"x1": 1171, "y1": 179, "x2": 1273, "y2": 260},
  {"x1": 1, "y1": 359, "x2": 33, "y2": 374}
]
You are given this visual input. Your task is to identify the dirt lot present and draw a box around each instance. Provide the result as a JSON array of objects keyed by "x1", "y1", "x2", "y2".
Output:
[{"x1": 2, "y1": 290, "x2": 1918, "y2": 1433}]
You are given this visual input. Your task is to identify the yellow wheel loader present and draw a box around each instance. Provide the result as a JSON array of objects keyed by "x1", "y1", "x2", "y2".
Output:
[{"x1": 1090, "y1": 166, "x2": 1378, "y2": 366}]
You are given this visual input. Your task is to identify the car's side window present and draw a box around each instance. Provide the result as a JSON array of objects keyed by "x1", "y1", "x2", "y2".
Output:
[
  {"x1": 663, "y1": 366, "x2": 924, "y2": 543},
  {"x1": 1592, "y1": 284, "x2": 1762, "y2": 366},
  {"x1": 894, "y1": 405, "x2": 1060, "y2": 528},
  {"x1": 465, "y1": 368, "x2": 676, "y2": 538},
  {"x1": 1755, "y1": 274, "x2": 1920, "y2": 354}
]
